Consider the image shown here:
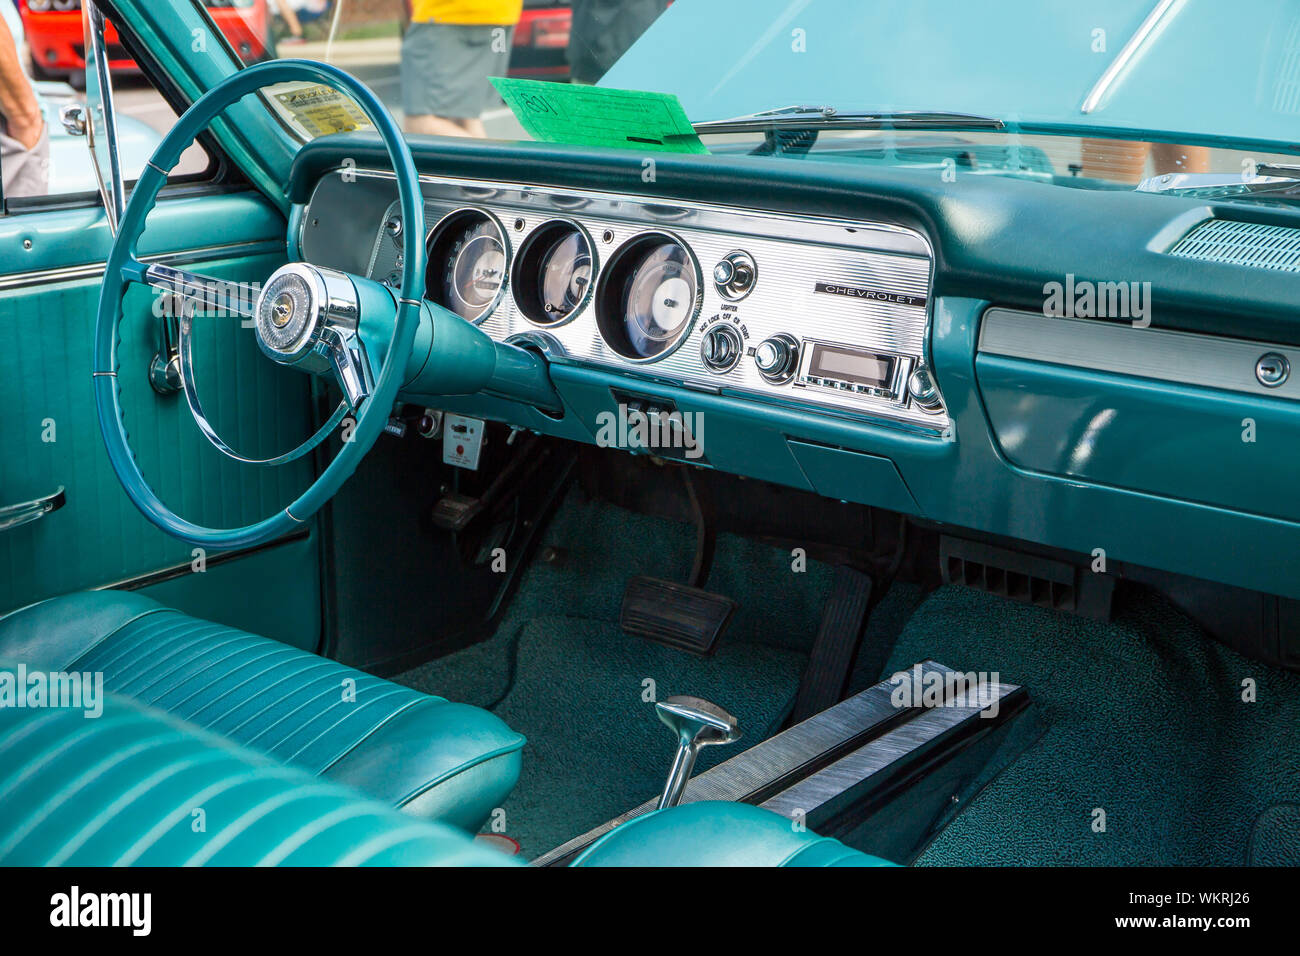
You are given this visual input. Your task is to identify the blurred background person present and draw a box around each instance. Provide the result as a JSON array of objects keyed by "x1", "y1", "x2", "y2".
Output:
[
  {"x1": 401, "y1": 0, "x2": 522, "y2": 137},
  {"x1": 270, "y1": 0, "x2": 332, "y2": 46},
  {"x1": 0, "y1": 1, "x2": 46, "y2": 198},
  {"x1": 567, "y1": 0, "x2": 668, "y2": 85}
]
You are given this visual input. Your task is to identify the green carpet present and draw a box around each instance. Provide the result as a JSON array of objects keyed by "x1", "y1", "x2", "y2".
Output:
[
  {"x1": 1249, "y1": 805, "x2": 1300, "y2": 865},
  {"x1": 395, "y1": 490, "x2": 827, "y2": 858},
  {"x1": 883, "y1": 585, "x2": 1300, "y2": 865}
]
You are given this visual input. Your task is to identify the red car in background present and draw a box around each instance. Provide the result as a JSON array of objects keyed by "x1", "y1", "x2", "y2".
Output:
[
  {"x1": 20, "y1": 0, "x2": 272, "y2": 86},
  {"x1": 511, "y1": 0, "x2": 571, "y2": 80}
]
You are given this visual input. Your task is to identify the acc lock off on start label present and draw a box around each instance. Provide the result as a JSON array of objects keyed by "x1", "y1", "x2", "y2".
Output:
[{"x1": 443, "y1": 415, "x2": 485, "y2": 470}]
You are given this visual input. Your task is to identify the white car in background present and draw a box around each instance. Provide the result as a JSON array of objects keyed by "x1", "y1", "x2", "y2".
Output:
[{"x1": 36, "y1": 77, "x2": 159, "y2": 195}]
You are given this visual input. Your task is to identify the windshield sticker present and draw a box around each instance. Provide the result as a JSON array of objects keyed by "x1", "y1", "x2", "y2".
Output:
[
  {"x1": 490, "y1": 77, "x2": 707, "y2": 154},
  {"x1": 265, "y1": 82, "x2": 374, "y2": 140}
]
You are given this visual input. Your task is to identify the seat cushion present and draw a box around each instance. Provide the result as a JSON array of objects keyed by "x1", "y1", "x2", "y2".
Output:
[
  {"x1": 0, "y1": 684, "x2": 518, "y2": 866},
  {"x1": 0, "y1": 591, "x2": 525, "y2": 830},
  {"x1": 569, "y1": 801, "x2": 898, "y2": 867}
]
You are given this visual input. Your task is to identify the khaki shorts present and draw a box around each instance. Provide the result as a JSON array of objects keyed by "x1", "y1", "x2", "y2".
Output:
[
  {"x1": 1, "y1": 121, "x2": 50, "y2": 199},
  {"x1": 401, "y1": 22, "x2": 514, "y2": 120}
]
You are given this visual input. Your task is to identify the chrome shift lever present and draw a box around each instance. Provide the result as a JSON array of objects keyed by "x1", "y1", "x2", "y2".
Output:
[{"x1": 655, "y1": 695, "x2": 742, "y2": 810}]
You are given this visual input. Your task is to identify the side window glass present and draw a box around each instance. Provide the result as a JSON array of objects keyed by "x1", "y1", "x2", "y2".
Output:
[{"x1": 1, "y1": 2, "x2": 210, "y2": 208}]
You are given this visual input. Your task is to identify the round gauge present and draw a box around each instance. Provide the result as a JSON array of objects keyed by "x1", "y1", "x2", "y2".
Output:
[
  {"x1": 594, "y1": 233, "x2": 700, "y2": 361},
  {"x1": 425, "y1": 209, "x2": 508, "y2": 323},
  {"x1": 511, "y1": 220, "x2": 594, "y2": 326}
]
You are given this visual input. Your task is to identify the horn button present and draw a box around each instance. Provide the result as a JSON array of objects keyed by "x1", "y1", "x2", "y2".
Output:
[{"x1": 254, "y1": 263, "x2": 373, "y2": 408}]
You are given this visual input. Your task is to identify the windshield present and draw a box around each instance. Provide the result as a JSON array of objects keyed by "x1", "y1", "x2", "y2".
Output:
[{"x1": 194, "y1": 0, "x2": 1300, "y2": 200}]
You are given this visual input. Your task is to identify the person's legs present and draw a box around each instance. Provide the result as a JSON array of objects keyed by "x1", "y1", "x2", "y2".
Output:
[
  {"x1": 405, "y1": 113, "x2": 473, "y2": 137},
  {"x1": 269, "y1": 0, "x2": 304, "y2": 40},
  {"x1": 401, "y1": 22, "x2": 513, "y2": 138}
]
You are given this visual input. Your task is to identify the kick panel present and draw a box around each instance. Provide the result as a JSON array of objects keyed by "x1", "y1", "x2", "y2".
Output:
[{"x1": 314, "y1": 171, "x2": 947, "y2": 432}]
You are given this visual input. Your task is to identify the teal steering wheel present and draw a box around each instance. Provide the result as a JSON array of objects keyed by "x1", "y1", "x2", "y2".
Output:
[{"x1": 94, "y1": 60, "x2": 425, "y2": 551}]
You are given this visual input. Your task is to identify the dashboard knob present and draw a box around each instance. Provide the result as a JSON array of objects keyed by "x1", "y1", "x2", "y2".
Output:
[
  {"x1": 713, "y1": 250, "x2": 757, "y2": 301},
  {"x1": 907, "y1": 367, "x2": 944, "y2": 412},
  {"x1": 700, "y1": 323, "x2": 743, "y2": 373},
  {"x1": 754, "y1": 334, "x2": 798, "y2": 383}
]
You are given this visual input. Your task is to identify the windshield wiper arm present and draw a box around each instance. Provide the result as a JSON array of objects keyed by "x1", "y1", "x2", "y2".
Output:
[
  {"x1": 692, "y1": 105, "x2": 1006, "y2": 135},
  {"x1": 1137, "y1": 168, "x2": 1300, "y2": 200}
]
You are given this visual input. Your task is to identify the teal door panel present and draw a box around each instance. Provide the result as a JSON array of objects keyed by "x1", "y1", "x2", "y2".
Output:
[
  {"x1": 0, "y1": 193, "x2": 321, "y2": 650},
  {"x1": 135, "y1": 532, "x2": 321, "y2": 650}
]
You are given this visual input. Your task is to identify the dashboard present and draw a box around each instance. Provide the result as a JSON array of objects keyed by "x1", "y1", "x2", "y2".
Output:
[
  {"x1": 290, "y1": 137, "x2": 1300, "y2": 603},
  {"x1": 350, "y1": 172, "x2": 948, "y2": 434}
]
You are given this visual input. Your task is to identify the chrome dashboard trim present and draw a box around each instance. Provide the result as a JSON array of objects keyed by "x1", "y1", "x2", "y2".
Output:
[
  {"x1": 978, "y1": 307, "x2": 1300, "y2": 402},
  {"x1": 302, "y1": 167, "x2": 946, "y2": 432}
]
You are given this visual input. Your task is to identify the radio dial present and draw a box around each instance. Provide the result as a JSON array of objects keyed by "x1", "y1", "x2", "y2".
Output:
[
  {"x1": 754, "y1": 334, "x2": 798, "y2": 383},
  {"x1": 700, "y1": 323, "x2": 743, "y2": 373},
  {"x1": 907, "y1": 367, "x2": 944, "y2": 412}
]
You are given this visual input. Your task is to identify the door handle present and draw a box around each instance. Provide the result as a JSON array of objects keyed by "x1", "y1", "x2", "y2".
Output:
[{"x1": 0, "y1": 487, "x2": 66, "y2": 532}]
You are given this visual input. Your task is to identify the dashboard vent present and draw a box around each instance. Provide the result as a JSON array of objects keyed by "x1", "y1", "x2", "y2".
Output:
[
  {"x1": 939, "y1": 536, "x2": 1114, "y2": 620},
  {"x1": 1168, "y1": 219, "x2": 1300, "y2": 273}
]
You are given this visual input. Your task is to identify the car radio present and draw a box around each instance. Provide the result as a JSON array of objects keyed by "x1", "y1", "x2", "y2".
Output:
[{"x1": 796, "y1": 340, "x2": 911, "y2": 402}]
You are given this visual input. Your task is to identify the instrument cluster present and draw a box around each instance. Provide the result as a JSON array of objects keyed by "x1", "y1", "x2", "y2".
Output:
[{"x1": 365, "y1": 174, "x2": 947, "y2": 432}]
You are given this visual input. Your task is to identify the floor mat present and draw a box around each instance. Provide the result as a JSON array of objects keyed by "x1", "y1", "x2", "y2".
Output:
[
  {"x1": 395, "y1": 490, "x2": 822, "y2": 858},
  {"x1": 1248, "y1": 805, "x2": 1300, "y2": 866},
  {"x1": 883, "y1": 585, "x2": 1300, "y2": 865},
  {"x1": 481, "y1": 616, "x2": 804, "y2": 857}
]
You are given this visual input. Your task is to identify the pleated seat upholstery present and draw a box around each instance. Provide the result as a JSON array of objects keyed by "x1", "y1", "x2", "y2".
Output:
[
  {"x1": 0, "y1": 689, "x2": 516, "y2": 867},
  {"x1": 0, "y1": 591, "x2": 525, "y2": 830}
]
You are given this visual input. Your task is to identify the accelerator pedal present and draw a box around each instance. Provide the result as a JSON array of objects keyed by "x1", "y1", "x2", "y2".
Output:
[
  {"x1": 621, "y1": 576, "x2": 736, "y2": 656},
  {"x1": 792, "y1": 566, "x2": 874, "y2": 722}
]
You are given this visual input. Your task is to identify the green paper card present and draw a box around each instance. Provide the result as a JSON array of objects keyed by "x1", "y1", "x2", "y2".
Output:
[{"x1": 490, "y1": 77, "x2": 708, "y2": 154}]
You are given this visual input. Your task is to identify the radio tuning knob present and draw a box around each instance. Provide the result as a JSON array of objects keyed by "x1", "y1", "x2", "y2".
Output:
[
  {"x1": 755, "y1": 334, "x2": 798, "y2": 383},
  {"x1": 700, "y1": 323, "x2": 743, "y2": 373},
  {"x1": 907, "y1": 367, "x2": 944, "y2": 412}
]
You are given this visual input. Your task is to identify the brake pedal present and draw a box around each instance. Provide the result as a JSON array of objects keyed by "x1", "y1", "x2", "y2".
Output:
[{"x1": 621, "y1": 576, "x2": 736, "y2": 656}]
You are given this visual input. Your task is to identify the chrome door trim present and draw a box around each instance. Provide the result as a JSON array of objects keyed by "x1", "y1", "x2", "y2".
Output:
[
  {"x1": 83, "y1": 0, "x2": 127, "y2": 233},
  {"x1": 0, "y1": 239, "x2": 286, "y2": 292},
  {"x1": 0, "y1": 487, "x2": 66, "y2": 533}
]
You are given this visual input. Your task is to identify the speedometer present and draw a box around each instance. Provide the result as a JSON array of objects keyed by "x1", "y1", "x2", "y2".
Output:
[
  {"x1": 594, "y1": 233, "x2": 700, "y2": 361},
  {"x1": 426, "y1": 209, "x2": 508, "y2": 323}
]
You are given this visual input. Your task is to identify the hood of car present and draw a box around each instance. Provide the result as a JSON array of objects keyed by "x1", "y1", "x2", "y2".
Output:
[{"x1": 605, "y1": 0, "x2": 1300, "y2": 150}]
